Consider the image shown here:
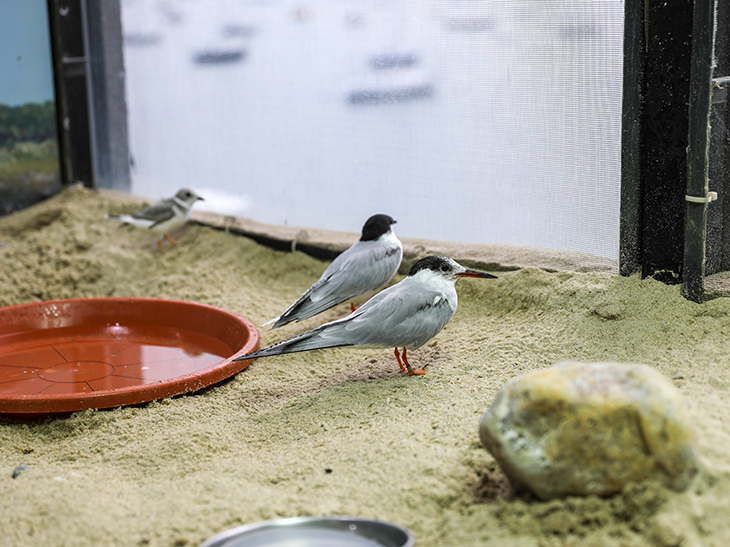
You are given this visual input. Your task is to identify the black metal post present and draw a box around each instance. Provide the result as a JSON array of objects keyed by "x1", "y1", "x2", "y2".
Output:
[
  {"x1": 619, "y1": 0, "x2": 645, "y2": 276},
  {"x1": 640, "y1": 0, "x2": 694, "y2": 285},
  {"x1": 683, "y1": 0, "x2": 717, "y2": 302}
]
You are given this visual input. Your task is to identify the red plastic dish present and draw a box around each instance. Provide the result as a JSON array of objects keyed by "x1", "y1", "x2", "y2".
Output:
[{"x1": 0, "y1": 298, "x2": 259, "y2": 415}]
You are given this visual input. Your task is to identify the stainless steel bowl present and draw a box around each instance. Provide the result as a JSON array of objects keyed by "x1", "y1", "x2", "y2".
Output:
[{"x1": 200, "y1": 516, "x2": 416, "y2": 547}]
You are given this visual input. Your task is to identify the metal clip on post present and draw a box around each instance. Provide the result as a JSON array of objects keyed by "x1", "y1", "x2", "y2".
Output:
[{"x1": 685, "y1": 192, "x2": 718, "y2": 204}]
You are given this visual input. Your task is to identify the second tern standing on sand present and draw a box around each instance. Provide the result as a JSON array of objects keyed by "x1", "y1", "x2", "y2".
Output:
[{"x1": 239, "y1": 255, "x2": 497, "y2": 375}]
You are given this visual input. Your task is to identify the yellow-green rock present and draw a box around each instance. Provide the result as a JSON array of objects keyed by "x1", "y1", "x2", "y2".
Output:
[{"x1": 479, "y1": 362, "x2": 700, "y2": 500}]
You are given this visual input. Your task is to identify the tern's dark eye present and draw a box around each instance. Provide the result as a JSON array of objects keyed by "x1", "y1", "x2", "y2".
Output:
[{"x1": 441, "y1": 263, "x2": 450, "y2": 272}]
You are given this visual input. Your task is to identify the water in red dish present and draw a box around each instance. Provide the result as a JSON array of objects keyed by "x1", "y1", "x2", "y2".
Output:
[{"x1": 0, "y1": 324, "x2": 232, "y2": 396}]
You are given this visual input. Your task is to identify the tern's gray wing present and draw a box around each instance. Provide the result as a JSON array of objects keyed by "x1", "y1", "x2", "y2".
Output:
[
  {"x1": 245, "y1": 278, "x2": 455, "y2": 359},
  {"x1": 132, "y1": 198, "x2": 177, "y2": 227},
  {"x1": 332, "y1": 277, "x2": 457, "y2": 349},
  {"x1": 270, "y1": 239, "x2": 402, "y2": 327}
]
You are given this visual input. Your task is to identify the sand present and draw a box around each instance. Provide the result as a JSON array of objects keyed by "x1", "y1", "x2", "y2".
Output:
[{"x1": 1, "y1": 186, "x2": 729, "y2": 546}]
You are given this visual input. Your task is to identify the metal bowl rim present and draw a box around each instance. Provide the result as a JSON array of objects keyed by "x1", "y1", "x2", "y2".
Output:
[{"x1": 200, "y1": 515, "x2": 415, "y2": 547}]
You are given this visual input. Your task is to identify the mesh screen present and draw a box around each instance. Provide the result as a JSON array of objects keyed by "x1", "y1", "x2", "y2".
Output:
[{"x1": 122, "y1": 0, "x2": 624, "y2": 259}]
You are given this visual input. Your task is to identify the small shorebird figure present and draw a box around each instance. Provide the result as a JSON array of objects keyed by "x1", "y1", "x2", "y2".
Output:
[{"x1": 105, "y1": 188, "x2": 204, "y2": 253}]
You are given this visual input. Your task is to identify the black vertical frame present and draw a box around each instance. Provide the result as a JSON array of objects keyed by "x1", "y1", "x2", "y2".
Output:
[
  {"x1": 47, "y1": 0, "x2": 93, "y2": 188},
  {"x1": 639, "y1": 0, "x2": 694, "y2": 284},
  {"x1": 46, "y1": 0, "x2": 129, "y2": 191},
  {"x1": 710, "y1": 1, "x2": 730, "y2": 273},
  {"x1": 618, "y1": 0, "x2": 645, "y2": 277},
  {"x1": 620, "y1": 0, "x2": 720, "y2": 302}
]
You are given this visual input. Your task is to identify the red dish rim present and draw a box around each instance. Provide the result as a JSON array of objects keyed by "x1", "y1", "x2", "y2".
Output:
[{"x1": 0, "y1": 297, "x2": 260, "y2": 415}]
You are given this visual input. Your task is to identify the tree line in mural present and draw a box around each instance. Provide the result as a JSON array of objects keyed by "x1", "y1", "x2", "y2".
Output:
[
  {"x1": 0, "y1": 100, "x2": 61, "y2": 215},
  {"x1": 0, "y1": 100, "x2": 57, "y2": 146}
]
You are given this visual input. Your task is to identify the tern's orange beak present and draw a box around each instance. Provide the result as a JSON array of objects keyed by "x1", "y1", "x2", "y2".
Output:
[{"x1": 457, "y1": 269, "x2": 497, "y2": 279}]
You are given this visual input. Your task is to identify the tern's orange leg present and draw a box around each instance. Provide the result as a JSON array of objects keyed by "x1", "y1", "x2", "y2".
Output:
[
  {"x1": 350, "y1": 303, "x2": 357, "y2": 313},
  {"x1": 394, "y1": 347, "x2": 407, "y2": 372},
  {"x1": 157, "y1": 239, "x2": 165, "y2": 254},
  {"x1": 163, "y1": 233, "x2": 179, "y2": 246},
  {"x1": 401, "y1": 347, "x2": 426, "y2": 376},
  {"x1": 394, "y1": 347, "x2": 426, "y2": 375}
]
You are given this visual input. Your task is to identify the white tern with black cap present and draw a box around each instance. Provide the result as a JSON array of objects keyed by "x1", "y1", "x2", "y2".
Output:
[
  {"x1": 238, "y1": 255, "x2": 497, "y2": 375},
  {"x1": 265, "y1": 213, "x2": 403, "y2": 329}
]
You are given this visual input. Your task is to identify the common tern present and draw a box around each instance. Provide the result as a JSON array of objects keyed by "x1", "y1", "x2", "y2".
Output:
[
  {"x1": 265, "y1": 214, "x2": 402, "y2": 328},
  {"x1": 237, "y1": 255, "x2": 497, "y2": 375},
  {"x1": 105, "y1": 188, "x2": 204, "y2": 253}
]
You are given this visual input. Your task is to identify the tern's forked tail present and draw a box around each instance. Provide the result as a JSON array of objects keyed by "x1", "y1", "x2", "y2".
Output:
[{"x1": 233, "y1": 326, "x2": 353, "y2": 362}]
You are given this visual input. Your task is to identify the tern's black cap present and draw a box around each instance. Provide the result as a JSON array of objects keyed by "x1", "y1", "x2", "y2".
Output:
[
  {"x1": 360, "y1": 214, "x2": 397, "y2": 242},
  {"x1": 408, "y1": 256, "x2": 451, "y2": 276},
  {"x1": 407, "y1": 255, "x2": 498, "y2": 279}
]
